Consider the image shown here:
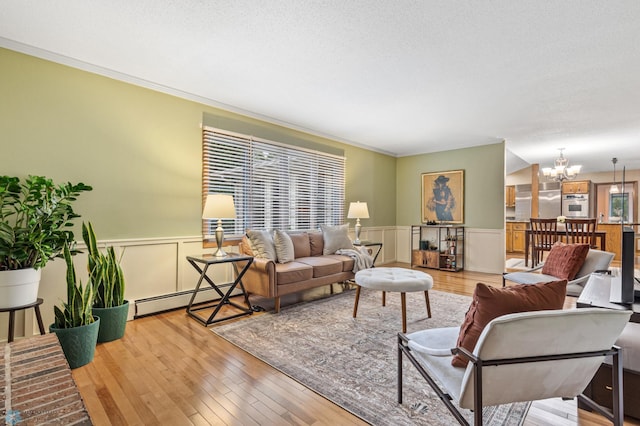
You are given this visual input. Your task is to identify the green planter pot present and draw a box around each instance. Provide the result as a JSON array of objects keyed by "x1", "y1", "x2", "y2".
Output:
[
  {"x1": 93, "y1": 300, "x2": 129, "y2": 343},
  {"x1": 49, "y1": 317, "x2": 100, "y2": 369}
]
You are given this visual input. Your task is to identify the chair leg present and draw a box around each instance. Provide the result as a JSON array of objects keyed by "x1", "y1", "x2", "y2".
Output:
[
  {"x1": 424, "y1": 291, "x2": 431, "y2": 318},
  {"x1": 401, "y1": 292, "x2": 407, "y2": 333},
  {"x1": 382, "y1": 290, "x2": 386, "y2": 306},
  {"x1": 274, "y1": 297, "x2": 281, "y2": 313},
  {"x1": 353, "y1": 286, "x2": 361, "y2": 318}
]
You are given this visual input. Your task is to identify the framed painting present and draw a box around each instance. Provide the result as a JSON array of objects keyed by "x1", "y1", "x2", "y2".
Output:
[{"x1": 421, "y1": 170, "x2": 464, "y2": 224}]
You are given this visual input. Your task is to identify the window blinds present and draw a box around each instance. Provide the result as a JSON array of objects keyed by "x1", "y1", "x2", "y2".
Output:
[{"x1": 202, "y1": 127, "x2": 345, "y2": 237}]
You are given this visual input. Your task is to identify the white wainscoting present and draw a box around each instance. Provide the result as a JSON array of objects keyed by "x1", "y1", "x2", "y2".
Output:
[{"x1": 0, "y1": 226, "x2": 503, "y2": 342}]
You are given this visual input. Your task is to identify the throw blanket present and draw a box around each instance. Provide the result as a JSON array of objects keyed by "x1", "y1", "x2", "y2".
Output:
[{"x1": 336, "y1": 246, "x2": 374, "y2": 272}]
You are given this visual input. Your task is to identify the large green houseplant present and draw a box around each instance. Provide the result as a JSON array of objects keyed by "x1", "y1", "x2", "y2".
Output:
[
  {"x1": 0, "y1": 175, "x2": 92, "y2": 308},
  {"x1": 83, "y1": 222, "x2": 128, "y2": 342},
  {"x1": 49, "y1": 244, "x2": 100, "y2": 369}
]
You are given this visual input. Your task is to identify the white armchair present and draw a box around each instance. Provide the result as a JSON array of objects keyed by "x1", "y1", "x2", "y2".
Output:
[
  {"x1": 503, "y1": 249, "x2": 615, "y2": 296},
  {"x1": 398, "y1": 308, "x2": 631, "y2": 425}
]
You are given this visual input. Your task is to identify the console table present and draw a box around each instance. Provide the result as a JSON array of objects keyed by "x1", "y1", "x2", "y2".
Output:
[
  {"x1": 576, "y1": 273, "x2": 639, "y2": 322},
  {"x1": 577, "y1": 273, "x2": 640, "y2": 419}
]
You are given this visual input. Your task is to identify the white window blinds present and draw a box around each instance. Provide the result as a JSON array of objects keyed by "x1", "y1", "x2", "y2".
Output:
[{"x1": 202, "y1": 127, "x2": 345, "y2": 237}]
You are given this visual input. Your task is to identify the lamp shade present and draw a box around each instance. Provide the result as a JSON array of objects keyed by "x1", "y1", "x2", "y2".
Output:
[
  {"x1": 202, "y1": 194, "x2": 236, "y2": 219},
  {"x1": 347, "y1": 201, "x2": 369, "y2": 219}
]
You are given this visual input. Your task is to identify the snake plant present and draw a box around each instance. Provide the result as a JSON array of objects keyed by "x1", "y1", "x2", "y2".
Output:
[
  {"x1": 53, "y1": 244, "x2": 95, "y2": 328},
  {"x1": 82, "y1": 222, "x2": 125, "y2": 308}
]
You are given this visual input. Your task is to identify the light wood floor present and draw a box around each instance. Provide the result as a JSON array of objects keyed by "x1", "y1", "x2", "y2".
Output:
[{"x1": 71, "y1": 262, "x2": 637, "y2": 425}]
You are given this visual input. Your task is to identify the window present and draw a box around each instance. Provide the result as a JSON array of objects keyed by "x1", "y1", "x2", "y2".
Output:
[{"x1": 202, "y1": 127, "x2": 345, "y2": 237}]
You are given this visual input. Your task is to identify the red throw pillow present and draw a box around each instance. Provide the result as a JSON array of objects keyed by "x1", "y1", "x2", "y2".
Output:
[
  {"x1": 541, "y1": 243, "x2": 589, "y2": 280},
  {"x1": 451, "y1": 280, "x2": 567, "y2": 368}
]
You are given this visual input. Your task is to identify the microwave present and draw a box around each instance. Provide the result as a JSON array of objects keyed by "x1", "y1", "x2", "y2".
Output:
[{"x1": 561, "y1": 194, "x2": 590, "y2": 218}]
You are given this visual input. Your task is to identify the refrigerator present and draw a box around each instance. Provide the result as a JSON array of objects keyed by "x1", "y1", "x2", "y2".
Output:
[
  {"x1": 538, "y1": 182, "x2": 562, "y2": 218},
  {"x1": 514, "y1": 184, "x2": 531, "y2": 221}
]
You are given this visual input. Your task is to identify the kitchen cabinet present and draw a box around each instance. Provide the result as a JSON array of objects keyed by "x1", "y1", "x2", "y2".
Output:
[
  {"x1": 506, "y1": 222, "x2": 527, "y2": 253},
  {"x1": 505, "y1": 185, "x2": 516, "y2": 207},
  {"x1": 562, "y1": 180, "x2": 591, "y2": 194},
  {"x1": 411, "y1": 225, "x2": 464, "y2": 271},
  {"x1": 597, "y1": 223, "x2": 622, "y2": 261}
]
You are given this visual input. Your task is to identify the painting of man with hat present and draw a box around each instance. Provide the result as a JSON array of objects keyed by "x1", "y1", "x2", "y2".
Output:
[{"x1": 422, "y1": 170, "x2": 464, "y2": 223}]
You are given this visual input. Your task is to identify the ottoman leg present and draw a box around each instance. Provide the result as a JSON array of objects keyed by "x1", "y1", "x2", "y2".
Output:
[
  {"x1": 353, "y1": 286, "x2": 361, "y2": 318},
  {"x1": 382, "y1": 291, "x2": 386, "y2": 306},
  {"x1": 401, "y1": 292, "x2": 407, "y2": 333},
  {"x1": 424, "y1": 291, "x2": 432, "y2": 318}
]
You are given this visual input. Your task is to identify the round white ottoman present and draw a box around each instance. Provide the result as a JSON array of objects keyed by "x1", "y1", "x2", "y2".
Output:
[{"x1": 353, "y1": 267, "x2": 433, "y2": 332}]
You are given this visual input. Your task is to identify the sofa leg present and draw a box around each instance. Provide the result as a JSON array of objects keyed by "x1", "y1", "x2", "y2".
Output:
[{"x1": 274, "y1": 297, "x2": 281, "y2": 313}]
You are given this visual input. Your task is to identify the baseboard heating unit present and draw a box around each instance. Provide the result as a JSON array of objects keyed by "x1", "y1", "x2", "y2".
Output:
[{"x1": 133, "y1": 287, "x2": 242, "y2": 318}]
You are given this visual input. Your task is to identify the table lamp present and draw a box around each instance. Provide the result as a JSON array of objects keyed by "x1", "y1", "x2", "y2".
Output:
[
  {"x1": 347, "y1": 201, "x2": 369, "y2": 244},
  {"x1": 202, "y1": 194, "x2": 236, "y2": 257}
]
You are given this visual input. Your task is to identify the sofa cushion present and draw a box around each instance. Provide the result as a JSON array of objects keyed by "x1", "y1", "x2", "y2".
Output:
[
  {"x1": 246, "y1": 230, "x2": 277, "y2": 260},
  {"x1": 452, "y1": 280, "x2": 567, "y2": 368},
  {"x1": 274, "y1": 229, "x2": 295, "y2": 264},
  {"x1": 325, "y1": 254, "x2": 355, "y2": 272},
  {"x1": 296, "y1": 256, "x2": 343, "y2": 277},
  {"x1": 320, "y1": 224, "x2": 353, "y2": 255},
  {"x1": 274, "y1": 261, "x2": 313, "y2": 285},
  {"x1": 542, "y1": 243, "x2": 589, "y2": 280},
  {"x1": 289, "y1": 232, "x2": 311, "y2": 258},
  {"x1": 309, "y1": 231, "x2": 324, "y2": 256}
]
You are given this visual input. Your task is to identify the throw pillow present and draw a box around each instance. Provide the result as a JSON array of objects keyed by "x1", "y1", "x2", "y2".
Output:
[
  {"x1": 541, "y1": 243, "x2": 590, "y2": 280},
  {"x1": 288, "y1": 232, "x2": 311, "y2": 258},
  {"x1": 308, "y1": 231, "x2": 324, "y2": 256},
  {"x1": 320, "y1": 224, "x2": 353, "y2": 255},
  {"x1": 273, "y1": 230, "x2": 295, "y2": 264},
  {"x1": 451, "y1": 280, "x2": 567, "y2": 368},
  {"x1": 246, "y1": 230, "x2": 277, "y2": 261}
]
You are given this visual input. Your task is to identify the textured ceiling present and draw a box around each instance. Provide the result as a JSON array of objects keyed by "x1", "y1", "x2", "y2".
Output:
[{"x1": 2, "y1": 0, "x2": 640, "y2": 173}]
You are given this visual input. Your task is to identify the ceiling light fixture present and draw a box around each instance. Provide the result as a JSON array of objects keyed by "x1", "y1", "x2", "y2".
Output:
[
  {"x1": 541, "y1": 148, "x2": 582, "y2": 182},
  {"x1": 610, "y1": 158, "x2": 619, "y2": 193}
]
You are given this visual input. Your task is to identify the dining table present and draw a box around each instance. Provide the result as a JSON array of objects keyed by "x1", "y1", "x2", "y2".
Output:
[{"x1": 524, "y1": 228, "x2": 606, "y2": 267}]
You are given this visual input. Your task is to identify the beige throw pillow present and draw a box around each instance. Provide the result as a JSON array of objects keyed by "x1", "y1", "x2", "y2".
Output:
[
  {"x1": 320, "y1": 224, "x2": 353, "y2": 255},
  {"x1": 246, "y1": 230, "x2": 277, "y2": 261},
  {"x1": 273, "y1": 229, "x2": 295, "y2": 263}
]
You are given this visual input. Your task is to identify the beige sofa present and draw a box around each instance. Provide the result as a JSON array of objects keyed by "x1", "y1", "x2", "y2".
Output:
[{"x1": 238, "y1": 231, "x2": 355, "y2": 312}]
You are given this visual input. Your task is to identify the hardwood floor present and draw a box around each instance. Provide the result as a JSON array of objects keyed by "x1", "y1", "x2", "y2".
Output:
[{"x1": 71, "y1": 263, "x2": 636, "y2": 425}]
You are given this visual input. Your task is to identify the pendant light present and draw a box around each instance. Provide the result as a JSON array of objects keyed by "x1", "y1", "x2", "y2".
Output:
[{"x1": 610, "y1": 158, "x2": 619, "y2": 194}]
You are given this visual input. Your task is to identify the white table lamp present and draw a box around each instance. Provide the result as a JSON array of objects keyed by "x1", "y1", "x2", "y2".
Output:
[
  {"x1": 347, "y1": 201, "x2": 369, "y2": 244},
  {"x1": 203, "y1": 194, "x2": 236, "y2": 257}
]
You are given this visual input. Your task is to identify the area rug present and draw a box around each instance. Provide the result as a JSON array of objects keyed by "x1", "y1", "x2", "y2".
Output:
[{"x1": 212, "y1": 288, "x2": 530, "y2": 426}]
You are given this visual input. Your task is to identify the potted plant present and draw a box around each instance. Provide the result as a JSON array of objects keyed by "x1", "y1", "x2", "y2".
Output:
[
  {"x1": 49, "y1": 244, "x2": 100, "y2": 369},
  {"x1": 82, "y1": 222, "x2": 128, "y2": 342},
  {"x1": 0, "y1": 175, "x2": 92, "y2": 309}
]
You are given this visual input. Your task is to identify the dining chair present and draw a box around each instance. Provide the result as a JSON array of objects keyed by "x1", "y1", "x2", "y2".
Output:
[
  {"x1": 529, "y1": 218, "x2": 559, "y2": 266},
  {"x1": 565, "y1": 218, "x2": 598, "y2": 248}
]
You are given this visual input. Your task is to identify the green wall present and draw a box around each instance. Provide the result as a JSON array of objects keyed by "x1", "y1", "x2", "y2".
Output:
[
  {"x1": 396, "y1": 143, "x2": 505, "y2": 229},
  {"x1": 2, "y1": 48, "x2": 505, "y2": 237},
  {"x1": 0, "y1": 48, "x2": 396, "y2": 238}
]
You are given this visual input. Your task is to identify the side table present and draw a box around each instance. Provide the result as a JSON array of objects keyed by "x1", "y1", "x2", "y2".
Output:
[
  {"x1": 186, "y1": 253, "x2": 255, "y2": 326},
  {"x1": 353, "y1": 241, "x2": 383, "y2": 266}
]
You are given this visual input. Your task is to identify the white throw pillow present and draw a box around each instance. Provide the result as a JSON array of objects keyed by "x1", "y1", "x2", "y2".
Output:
[
  {"x1": 273, "y1": 229, "x2": 295, "y2": 263},
  {"x1": 320, "y1": 224, "x2": 353, "y2": 255},
  {"x1": 246, "y1": 230, "x2": 277, "y2": 261}
]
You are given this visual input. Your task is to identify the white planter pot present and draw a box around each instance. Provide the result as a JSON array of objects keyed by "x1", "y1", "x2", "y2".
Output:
[{"x1": 0, "y1": 268, "x2": 41, "y2": 309}]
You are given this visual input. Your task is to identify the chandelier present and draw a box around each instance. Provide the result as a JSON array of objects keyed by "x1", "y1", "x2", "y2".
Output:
[{"x1": 541, "y1": 148, "x2": 582, "y2": 182}]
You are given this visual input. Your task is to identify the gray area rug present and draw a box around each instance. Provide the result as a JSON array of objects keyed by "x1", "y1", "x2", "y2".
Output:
[{"x1": 212, "y1": 287, "x2": 530, "y2": 425}]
